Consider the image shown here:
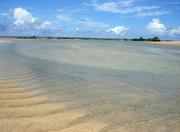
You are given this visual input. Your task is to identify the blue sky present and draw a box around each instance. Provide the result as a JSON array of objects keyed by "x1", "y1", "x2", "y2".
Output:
[{"x1": 0, "y1": 0, "x2": 180, "y2": 40}]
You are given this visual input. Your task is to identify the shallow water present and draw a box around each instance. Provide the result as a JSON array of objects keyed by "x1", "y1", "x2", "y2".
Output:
[{"x1": 0, "y1": 39, "x2": 180, "y2": 131}]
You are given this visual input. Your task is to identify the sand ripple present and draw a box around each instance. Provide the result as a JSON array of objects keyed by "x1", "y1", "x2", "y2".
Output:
[{"x1": 0, "y1": 81, "x2": 107, "y2": 132}]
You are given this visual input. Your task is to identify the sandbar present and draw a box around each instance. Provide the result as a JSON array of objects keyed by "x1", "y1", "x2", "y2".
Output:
[{"x1": 145, "y1": 41, "x2": 180, "y2": 46}]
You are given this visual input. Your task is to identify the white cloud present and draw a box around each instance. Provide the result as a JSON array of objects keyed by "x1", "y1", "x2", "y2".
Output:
[
  {"x1": 93, "y1": 1, "x2": 151, "y2": 14},
  {"x1": 13, "y1": 7, "x2": 37, "y2": 26},
  {"x1": 107, "y1": 26, "x2": 130, "y2": 35},
  {"x1": 78, "y1": 18, "x2": 109, "y2": 29},
  {"x1": 37, "y1": 21, "x2": 52, "y2": 30},
  {"x1": 13, "y1": 7, "x2": 52, "y2": 31},
  {"x1": 56, "y1": 13, "x2": 72, "y2": 22},
  {"x1": 92, "y1": 1, "x2": 120, "y2": 13},
  {"x1": 90, "y1": 0, "x2": 168, "y2": 16},
  {"x1": 121, "y1": 0, "x2": 135, "y2": 6},
  {"x1": 91, "y1": 0, "x2": 135, "y2": 12},
  {"x1": 75, "y1": 27, "x2": 80, "y2": 31},
  {"x1": 147, "y1": 18, "x2": 180, "y2": 36},
  {"x1": 138, "y1": 11, "x2": 170, "y2": 17},
  {"x1": 147, "y1": 18, "x2": 167, "y2": 35},
  {"x1": 169, "y1": 26, "x2": 180, "y2": 36}
]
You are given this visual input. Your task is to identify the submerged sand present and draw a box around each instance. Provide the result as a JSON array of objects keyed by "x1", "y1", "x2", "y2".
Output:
[
  {"x1": 0, "y1": 81, "x2": 107, "y2": 132},
  {"x1": 0, "y1": 40, "x2": 7, "y2": 44},
  {"x1": 1, "y1": 81, "x2": 179, "y2": 132},
  {"x1": 0, "y1": 38, "x2": 9, "y2": 41},
  {"x1": 0, "y1": 39, "x2": 180, "y2": 132}
]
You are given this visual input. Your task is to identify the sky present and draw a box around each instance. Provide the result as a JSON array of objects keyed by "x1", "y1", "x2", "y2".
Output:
[{"x1": 0, "y1": 0, "x2": 180, "y2": 40}]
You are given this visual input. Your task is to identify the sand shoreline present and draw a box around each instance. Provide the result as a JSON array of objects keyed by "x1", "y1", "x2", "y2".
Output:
[
  {"x1": 0, "y1": 80, "x2": 107, "y2": 132},
  {"x1": 145, "y1": 41, "x2": 180, "y2": 46}
]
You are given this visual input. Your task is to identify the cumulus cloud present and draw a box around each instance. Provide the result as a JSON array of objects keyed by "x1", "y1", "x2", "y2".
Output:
[
  {"x1": 169, "y1": 26, "x2": 180, "y2": 36},
  {"x1": 107, "y1": 26, "x2": 130, "y2": 35},
  {"x1": 147, "y1": 18, "x2": 167, "y2": 35},
  {"x1": 13, "y1": 7, "x2": 51, "y2": 30},
  {"x1": 13, "y1": 7, "x2": 37, "y2": 26},
  {"x1": 147, "y1": 18, "x2": 180, "y2": 36}
]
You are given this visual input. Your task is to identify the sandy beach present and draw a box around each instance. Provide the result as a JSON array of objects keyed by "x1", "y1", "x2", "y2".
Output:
[
  {"x1": 145, "y1": 41, "x2": 180, "y2": 46},
  {"x1": 0, "y1": 80, "x2": 107, "y2": 132}
]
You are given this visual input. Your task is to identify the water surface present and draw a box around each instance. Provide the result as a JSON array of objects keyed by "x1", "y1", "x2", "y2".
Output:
[{"x1": 0, "y1": 39, "x2": 180, "y2": 131}]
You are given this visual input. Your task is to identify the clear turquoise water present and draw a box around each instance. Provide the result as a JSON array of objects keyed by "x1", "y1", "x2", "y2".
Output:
[{"x1": 0, "y1": 39, "x2": 180, "y2": 131}]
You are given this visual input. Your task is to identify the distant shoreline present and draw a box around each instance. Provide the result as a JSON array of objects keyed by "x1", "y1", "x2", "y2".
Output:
[
  {"x1": 0, "y1": 36, "x2": 162, "y2": 41},
  {"x1": 1, "y1": 37, "x2": 180, "y2": 46}
]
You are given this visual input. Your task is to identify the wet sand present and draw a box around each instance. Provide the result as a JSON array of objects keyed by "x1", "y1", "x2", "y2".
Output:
[
  {"x1": 146, "y1": 41, "x2": 180, "y2": 46},
  {"x1": 0, "y1": 81, "x2": 107, "y2": 132}
]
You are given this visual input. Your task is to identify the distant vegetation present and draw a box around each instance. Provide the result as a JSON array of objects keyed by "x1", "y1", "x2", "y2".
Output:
[
  {"x1": 132, "y1": 36, "x2": 160, "y2": 41},
  {"x1": 0, "y1": 36, "x2": 161, "y2": 41}
]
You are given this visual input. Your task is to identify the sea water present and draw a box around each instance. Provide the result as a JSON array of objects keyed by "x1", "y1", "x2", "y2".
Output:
[{"x1": 0, "y1": 39, "x2": 180, "y2": 131}]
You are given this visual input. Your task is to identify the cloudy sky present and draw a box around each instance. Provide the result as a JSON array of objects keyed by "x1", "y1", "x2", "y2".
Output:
[{"x1": 0, "y1": 0, "x2": 180, "y2": 40}]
